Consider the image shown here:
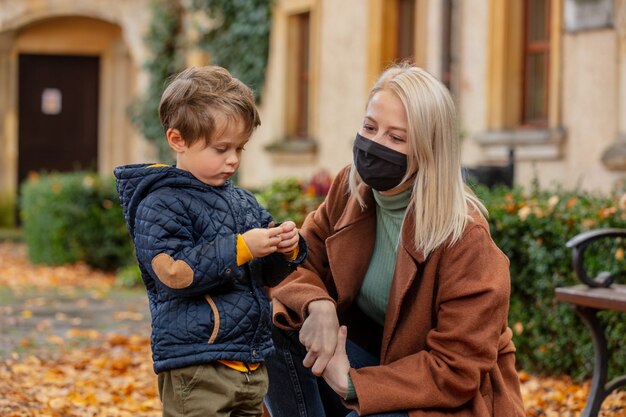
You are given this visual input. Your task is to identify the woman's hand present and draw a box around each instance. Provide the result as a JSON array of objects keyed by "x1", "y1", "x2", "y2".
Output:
[
  {"x1": 299, "y1": 300, "x2": 339, "y2": 376},
  {"x1": 322, "y1": 325, "x2": 351, "y2": 398},
  {"x1": 276, "y1": 220, "x2": 299, "y2": 254}
]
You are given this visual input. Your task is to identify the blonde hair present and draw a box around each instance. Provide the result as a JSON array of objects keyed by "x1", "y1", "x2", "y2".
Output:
[
  {"x1": 349, "y1": 63, "x2": 487, "y2": 258},
  {"x1": 159, "y1": 66, "x2": 260, "y2": 147}
]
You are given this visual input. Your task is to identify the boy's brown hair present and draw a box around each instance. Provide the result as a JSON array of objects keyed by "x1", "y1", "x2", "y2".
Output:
[{"x1": 159, "y1": 66, "x2": 261, "y2": 147}]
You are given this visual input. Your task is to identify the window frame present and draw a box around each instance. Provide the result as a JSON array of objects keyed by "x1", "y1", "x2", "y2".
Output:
[
  {"x1": 286, "y1": 11, "x2": 311, "y2": 139},
  {"x1": 521, "y1": 0, "x2": 551, "y2": 127},
  {"x1": 367, "y1": 0, "x2": 425, "y2": 88},
  {"x1": 479, "y1": 0, "x2": 565, "y2": 162}
]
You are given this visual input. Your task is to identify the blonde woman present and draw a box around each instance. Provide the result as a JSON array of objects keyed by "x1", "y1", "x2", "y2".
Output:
[{"x1": 264, "y1": 63, "x2": 524, "y2": 417}]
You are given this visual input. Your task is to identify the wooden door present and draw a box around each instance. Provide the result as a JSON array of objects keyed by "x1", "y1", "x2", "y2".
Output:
[{"x1": 18, "y1": 54, "x2": 99, "y2": 187}]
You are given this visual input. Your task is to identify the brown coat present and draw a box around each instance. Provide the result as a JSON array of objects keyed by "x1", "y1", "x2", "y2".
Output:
[{"x1": 270, "y1": 166, "x2": 525, "y2": 417}]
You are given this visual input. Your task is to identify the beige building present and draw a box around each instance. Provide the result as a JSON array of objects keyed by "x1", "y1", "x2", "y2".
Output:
[
  {"x1": 1, "y1": 0, "x2": 626, "y2": 222},
  {"x1": 0, "y1": 0, "x2": 155, "y2": 221}
]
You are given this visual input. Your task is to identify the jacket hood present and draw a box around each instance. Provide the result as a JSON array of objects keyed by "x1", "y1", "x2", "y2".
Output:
[{"x1": 114, "y1": 163, "x2": 228, "y2": 238}]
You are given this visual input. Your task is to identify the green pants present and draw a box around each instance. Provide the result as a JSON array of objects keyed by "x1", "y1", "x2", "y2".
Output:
[{"x1": 158, "y1": 362, "x2": 268, "y2": 417}]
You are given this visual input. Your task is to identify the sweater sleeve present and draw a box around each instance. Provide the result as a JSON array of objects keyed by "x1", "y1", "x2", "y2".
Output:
[
  {"x1": 268, "y1": 170, "x2": 353, "y2": 329},
  {"x1": 236, "y1": 234, "x2": 254, "y2": 266},
  {"x1": 269, "y1": 202, "x2": 337, "y2": 328}
]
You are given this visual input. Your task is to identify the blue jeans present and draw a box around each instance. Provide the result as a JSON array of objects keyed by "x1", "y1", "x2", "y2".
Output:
[{"x1": 264, "y1": 326, "x2": 408, "y2": 417}]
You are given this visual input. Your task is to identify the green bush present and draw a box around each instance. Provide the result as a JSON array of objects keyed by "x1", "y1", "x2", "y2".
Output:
[
  {"x1": 255, "y1": 176, "x2": 328, "y2": 227},
  {"x1": 20, "y1": 172, "x2": 135, "y2": 271},
  {"x1": 474, "y1": 183, "x2": 626, "y2": 380},
  {"x1": 115, "y1": 263, "x2": 143, "y2": 288},
  {"x1": 256, "y1": 176, "x2": 626, "y2": 379},
  {"x1": 17, "y1": 170, "x2": 625, "y2": 379}
]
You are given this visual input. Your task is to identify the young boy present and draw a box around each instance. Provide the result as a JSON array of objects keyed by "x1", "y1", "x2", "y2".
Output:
[{"x1": 114, "y1": 66, "x2": 307, "y2": 417}]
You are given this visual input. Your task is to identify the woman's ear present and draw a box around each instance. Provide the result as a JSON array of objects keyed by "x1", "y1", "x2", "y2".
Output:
[{"x1": 166, "y1": 128, "x2": 186, "y2": 153}]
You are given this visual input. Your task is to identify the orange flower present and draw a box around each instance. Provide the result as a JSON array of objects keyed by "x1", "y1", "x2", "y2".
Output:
[
  {"x1": 505, "y1": 203, "x2": 517, "y2": 213},
  {"x1": 566, "y1": 197, "x2": 578, "y2": 209},
  {"x1": 598, "y1": 207, "x2": 617, "y2": 218}
]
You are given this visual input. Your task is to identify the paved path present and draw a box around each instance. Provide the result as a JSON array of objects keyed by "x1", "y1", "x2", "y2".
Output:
[
  {"x1": 0, "y1": 285, "x2": 151, "y2": 358},
  {"x1": 0, "y1": 242, "x2": 151, "y2": 358}
]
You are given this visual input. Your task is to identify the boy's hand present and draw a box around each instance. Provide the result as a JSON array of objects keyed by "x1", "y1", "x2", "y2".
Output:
[
  {"x1": 276, "y1": 220, "x2": 299, "y2": 254},
  {"x1": 242, "y1": 226, "x2": 283, "y2": 258}
]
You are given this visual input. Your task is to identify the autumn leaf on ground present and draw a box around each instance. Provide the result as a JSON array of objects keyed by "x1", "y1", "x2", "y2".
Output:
[
  {"x1": 1, "y1": 242, "x2": 625, "y2": 416},
  {"x1": 0, "y1": 335, "x2": 160, "y2": 416}
]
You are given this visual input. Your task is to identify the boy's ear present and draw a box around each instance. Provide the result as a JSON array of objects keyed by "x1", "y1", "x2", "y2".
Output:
[{"x1": 166, "y1": 128, "x2": 186, "y2": 153}]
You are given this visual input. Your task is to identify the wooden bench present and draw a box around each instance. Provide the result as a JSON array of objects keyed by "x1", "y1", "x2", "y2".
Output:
[{"x1": 555, "y1": 228, "x2": 626, "y2": 417}]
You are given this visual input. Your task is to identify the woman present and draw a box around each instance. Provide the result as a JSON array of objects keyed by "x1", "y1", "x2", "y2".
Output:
[{"x1": 264, "y1": 63, "x2": 525, "y2": 417}]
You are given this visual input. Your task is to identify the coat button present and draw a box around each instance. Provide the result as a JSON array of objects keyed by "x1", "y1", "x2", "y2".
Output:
[
  {"x1": 252, "y1": 350, "x2": 258, "y2": 358},
  {"x1": 225, "y1": 268, "x2": 232, "y2": 274}
]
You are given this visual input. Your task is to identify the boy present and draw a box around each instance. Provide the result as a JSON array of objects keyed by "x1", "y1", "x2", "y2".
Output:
[{"x1": 114, "y1": 66, "x2": 307, "y2": 417}]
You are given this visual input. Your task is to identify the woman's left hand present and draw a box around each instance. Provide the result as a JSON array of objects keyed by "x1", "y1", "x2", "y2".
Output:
[{"x1": 322, "y1": 325, "x2": 351, "y2": 398}]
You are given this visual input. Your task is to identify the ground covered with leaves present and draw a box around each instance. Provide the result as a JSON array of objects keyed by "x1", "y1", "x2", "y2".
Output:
[{"x1": 0, "y1": 242, "x2": 624, "y2": 416}]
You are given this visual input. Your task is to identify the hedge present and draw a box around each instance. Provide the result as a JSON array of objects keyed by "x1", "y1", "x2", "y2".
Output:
[
  {"x1": 18, "y1": 171, "x2": 625, "y2": 379},
  {"x1": 474, "y1": 183, "x2": 626, "y2": 380},
  {"x1": 260, "y1": 178, "x2": 626, "y2": 380},
  {"x1": 20, "y1": 172, "x2": 135, "y2": 271}
]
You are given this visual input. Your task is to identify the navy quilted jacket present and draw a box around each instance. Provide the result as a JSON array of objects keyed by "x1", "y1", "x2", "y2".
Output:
[{"x1": 114, "y1": 163, "x2": 307, "y2": 373}]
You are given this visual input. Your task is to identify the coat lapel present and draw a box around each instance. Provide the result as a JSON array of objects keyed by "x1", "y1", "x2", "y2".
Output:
[
  {"x1": 326, "y1": 184, "x2": 376, "y2": 308},
  {"x1": 325, "y1": 182, "x2": 433, "y2": 361},
  {"x1": 381, "y1": 210, "x2": 428, "y2": 360}
]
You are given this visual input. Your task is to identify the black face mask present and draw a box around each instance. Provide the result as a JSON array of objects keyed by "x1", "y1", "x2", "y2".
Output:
[{"x1": 353, "y1": 133, "x2": 408, "y2": 191}]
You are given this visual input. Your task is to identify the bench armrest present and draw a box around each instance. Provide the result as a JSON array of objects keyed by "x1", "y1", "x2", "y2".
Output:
[{"x1": 566, "y1": 228, "x2": 626, "y2": 288}]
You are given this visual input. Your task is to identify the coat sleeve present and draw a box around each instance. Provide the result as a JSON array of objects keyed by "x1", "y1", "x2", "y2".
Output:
[
  {"x1": 133, "y1": 194, "x2": 243, "y2": 297},
  {"x1": 268, "y1": 170, "x2": 353, "y2": 329},
  {"x1": 347, "y1": 224, "x2": 512, "y2": 414},
  {"x1": 261, "y1": 237, "x2": 308, "y2": 287},
  {"x1": 239, "y1": 188, "x2": 310, "y2": 287}
]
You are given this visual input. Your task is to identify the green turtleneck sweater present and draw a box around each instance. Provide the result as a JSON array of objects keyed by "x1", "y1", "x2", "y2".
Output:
[
  {"x1": 346, "y1": 188, "x2": 411, "y2": 401},
  {"x1": 356, "y1": 187, "x2": 411, "y2": 326}
]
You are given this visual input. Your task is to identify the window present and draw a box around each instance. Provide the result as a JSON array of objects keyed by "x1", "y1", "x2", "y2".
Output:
[
  {"x1": 522, "y1": 0, "x2": 550, "y2": 126},
  {"x1": 368, "y1": 0, "x2": 422, "y2": 86},
  {"x1": 486, "y1": 0, "x2": 560, "y2": 130},
  {"x1": 268, "y1": 0, "x2": 318, "y2": 154},
  {"x1": 286, "y1": 12, "x2": 311, "y2": 140},
  {"x1": 396, "y1": 0, "x2": 416, "y2": 62},
  {"x1": 480, "y1": 0, "x2": 564, "y2": 161}
]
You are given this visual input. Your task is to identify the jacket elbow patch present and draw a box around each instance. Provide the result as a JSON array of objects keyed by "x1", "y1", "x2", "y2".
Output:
[{"x1": 151, "y1": 253, "x2": 194, "y2": 289}]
